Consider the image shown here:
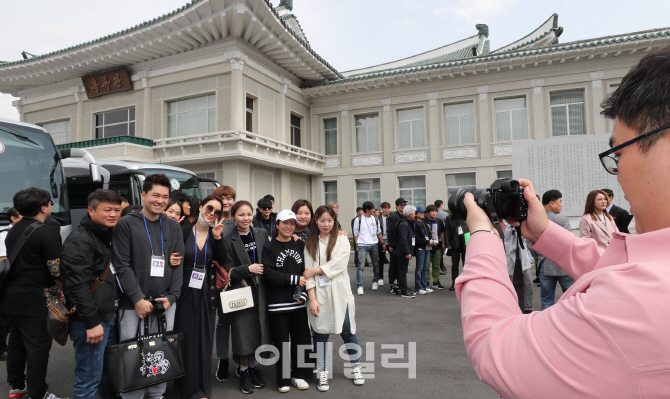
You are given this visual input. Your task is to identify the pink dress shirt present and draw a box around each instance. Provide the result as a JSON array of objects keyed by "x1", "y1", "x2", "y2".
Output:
[{"x1": 456, "y1": 221, "x2": 670, "y2": 398}]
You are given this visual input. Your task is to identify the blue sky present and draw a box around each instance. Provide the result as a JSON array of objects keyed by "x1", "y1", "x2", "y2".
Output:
[{"x1": 1, "y1": 0, "x2": 668, "y2": 120}]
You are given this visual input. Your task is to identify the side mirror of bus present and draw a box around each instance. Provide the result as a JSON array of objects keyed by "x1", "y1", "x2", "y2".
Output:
[{"x1": 90, "y1": 164, "x2": 102, "y2": 183}]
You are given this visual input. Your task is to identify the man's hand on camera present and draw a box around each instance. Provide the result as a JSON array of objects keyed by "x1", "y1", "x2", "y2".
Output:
[
  {"x1": 155, "y1": 297, "x2": 171, "y2": 315},
  {"x1": 514, "y1": 179, "x2": 548, "y2": 244},
  {"x1": 135, "y1": 299, "x2": 153, "y2": 319},
  {"x1": 463, "y1": 193, "x2": 497, "y2": 235}
]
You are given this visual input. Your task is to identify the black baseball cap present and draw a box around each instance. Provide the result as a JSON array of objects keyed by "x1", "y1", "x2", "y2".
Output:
[{"x1": 395, "y1": 198, "x2": 407, "y2": 206}]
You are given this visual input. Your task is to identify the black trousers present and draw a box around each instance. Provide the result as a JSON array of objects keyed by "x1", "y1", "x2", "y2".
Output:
[
  {"x1": 7, "y1": 308, "x2": 53, "y2": 398},
  {"x1": 388, "y1": 251, "x2": 397, "y2": 286},
  {"x1": 269, "y1": 310, "x2": 313, "y2": 387},
  {"x1": 451, "y1": 249, "x2": 466, "y2": 284},
  {"x1": 378, "y1": 243, "x2": 387, "y2": 280},
  {"x1": 0, "y1": 308, "x2": 9, "y2": 353},
  {"x1": 394, "y1": 256, "x2": 409, "y2": 292}
]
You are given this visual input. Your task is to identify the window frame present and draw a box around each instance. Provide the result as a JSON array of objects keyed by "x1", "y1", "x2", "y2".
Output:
[
  {"x1": 290, "y1": 113, "x2": 302, "y2": 148},
  {"x1": 354, "y1": 112, "x2": 381, "y2": 153},
  {"x1": 166, "y1": 93, "x2": 216, "y2": 138},
  {"x1": 40, "y1": 119, "x2": 71, "y2": 145},
  {"x1": 355, "y1": 178, "x2": 382, "y2": 210},
  {"x1": 443, "y1": 101, "x2": 476, "y2": 146},
  {"x1": 323, "y1": 180, "x2": 338, "y2": 205},
  {"x1": 94, "y1": 107, "x2": 136, "y2": 139},
  {"x1": 245, "y1": 95, "x2": 257, "y2": 134},
  {"x1": 397, "y1": 174, "x2": 427, "y2": 208},
  {"x1": 396, "y1": 107, "x2": 426, "y2": 150},
  {"x1": 445, "y1": 172, "x2": 477, "y2": 200},
  {"x1": 323, "y1": 117, "x2": 338, "y2": 155},
  {"x1": 550, "y1": 90, "x2": 586, "y2": 137},
  {"x1": 494, "y1": 96, "x2": 529, "y2": 142},
  {"x1": 496, "y1": 170, "x2": 513, "y2": 180}
]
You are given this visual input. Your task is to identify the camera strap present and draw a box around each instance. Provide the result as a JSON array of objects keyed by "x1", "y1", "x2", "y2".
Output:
[{"x1": 483, "y1": 193, "x2": 505, "y2": 238}]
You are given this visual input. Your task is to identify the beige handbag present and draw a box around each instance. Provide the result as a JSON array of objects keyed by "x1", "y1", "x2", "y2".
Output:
[{"x1": 220, "y1": 268, "x2": 254, "y2": 313}]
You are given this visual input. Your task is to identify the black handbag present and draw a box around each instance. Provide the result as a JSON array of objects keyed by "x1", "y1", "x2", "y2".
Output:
[{"x1": 104, "y1": 315, "x2": 186, "y2": 393}]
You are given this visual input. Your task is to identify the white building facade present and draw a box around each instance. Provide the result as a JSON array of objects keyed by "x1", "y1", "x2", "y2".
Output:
[{"x1": 1, "y1": 0, "x2": 669, "y2": 228}]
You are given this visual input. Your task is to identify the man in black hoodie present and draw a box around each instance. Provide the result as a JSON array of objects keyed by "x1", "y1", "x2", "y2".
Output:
[
  {"x1": 253, "y1": 196, "x2": 276, "y2": 237},
  {"x1": 112, "y1": 174, "x2": 184, "y2": 399},
  {"x1": 61, "y1": 189, "x2": 122, "y2": 399}
]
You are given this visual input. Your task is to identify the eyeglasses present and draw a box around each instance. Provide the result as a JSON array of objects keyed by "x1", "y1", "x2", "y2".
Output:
[
  {"x1": 204, "y1": 204, "x2": 222, "y2": 218},
  {"x1": 599, "y1": 123, "x2": 670, "y2": 175},
  {"x1": 398, "y1": 204, "x2": 406, "y2": 207},
  {"x1": 45, "y1": 199, "x2": 54, "y2": 207}
]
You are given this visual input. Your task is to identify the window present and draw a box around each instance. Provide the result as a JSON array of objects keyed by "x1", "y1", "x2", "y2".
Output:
[
  {"x1": 95, "y1": 108, "x2": 135, "y2": 139},
  {"x1": 355, "y1": 114, "x2": 380, "y2": 153},
  {"x1": 398, "y1": 176, "x2": 426, "y2": 208},
  {"x1": 41, "y1": 120, "x2": 70, "y2": 145},
  {"x1": 355, "y1": 178, "x2": 381, "y2": 209},
  {"x1": 323, "y1": 118, "x2": 338, "y2": 155},
  {"x1": 290, "y1": 114, "x2": 301, "y2": 147},
  {"x1": 246, "y1": 97, "x2": 254, "y2": 133},
  {"x1": 324, "y1": 181, "x2": 337, "y2": 205},
  {"x1": 551, "y1": 91, "x2": 585, "y2": 136},
  {"x1": 495, "y1": 97, "x2": 528, "y2": 141},
  {"x1": 445, "y1": 102, "x2": 475, "y2": 145},
  {"x1": 199, "y1": 173, "x2": 217, "y2": 197},
  {"x1": 497, "y1": 170, "x2": 513, "y2": 179},
  {"x1": 167, "y1": 94, "x2": 216, "y2": 138},
  {"x1": 446, "y1": 173, "x2": 476, "y2": 199},
  {"x1": 397, "y1": 108, "x2": 425, "y2": 149}
]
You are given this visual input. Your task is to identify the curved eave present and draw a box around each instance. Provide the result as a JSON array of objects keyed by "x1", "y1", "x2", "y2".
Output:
[
  {"x1": 0, "y1": 0, "x2": 341, "y2": 94},
  {"x1": 303, "y1": 28, "x2": 670, "y2": 96},
  {"x1": 493, "y1": 13, "x2": 560, "y2": 53}
]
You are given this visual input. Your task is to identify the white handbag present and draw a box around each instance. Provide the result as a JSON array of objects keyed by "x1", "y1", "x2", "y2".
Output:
[{"x1": 220, "y1": 268, "x2": 255, "y2": 313}]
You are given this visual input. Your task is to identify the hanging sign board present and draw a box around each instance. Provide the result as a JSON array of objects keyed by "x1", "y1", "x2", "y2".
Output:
[{"x1": 81, "y1": 66, "x2": 133, "y2": 99}]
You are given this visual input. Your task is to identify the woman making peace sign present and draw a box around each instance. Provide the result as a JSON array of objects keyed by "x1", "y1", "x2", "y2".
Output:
[{"x1": 174, "y1": 195, "x2": 227, "y2": 399}]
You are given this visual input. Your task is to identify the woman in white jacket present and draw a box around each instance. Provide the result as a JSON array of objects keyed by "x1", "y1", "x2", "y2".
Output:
[{"x1": 303, "y1": 205, "x2": 364, "y2": 392}]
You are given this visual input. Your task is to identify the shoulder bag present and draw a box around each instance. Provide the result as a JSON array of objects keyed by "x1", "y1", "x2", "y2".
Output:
[{"x1": 219, "y1": 267, "x2": 254, "y2": 313}]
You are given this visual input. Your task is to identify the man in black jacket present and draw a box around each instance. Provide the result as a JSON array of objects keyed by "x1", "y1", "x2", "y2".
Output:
[
  {"x1": 252, "y1": 196, "x2": 276, "y2": 236},
  {"x1": 445, "y1": 213, "x2": 469, "y2": 291},
  {"x1": 392, "y1": 205, "x2": 416, "y2": 298},
  {"x1": 602, "y1": 188, "x2": 632, "y2": 233},
  {"x1": 386, "y1": 198, "x2": 407, "y2": 294},
  {"x1": 61, "y1": 189, "x2": 122, "y2": 399}
]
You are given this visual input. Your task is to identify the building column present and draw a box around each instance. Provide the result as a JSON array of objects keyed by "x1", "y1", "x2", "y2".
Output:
[
  {"x1": 382, "y1": 104, "x2": 393, "y2": 165},
  {"x1": 280, "y1": 169, "x2": 291, "y2": 211},
  {"x1": 229, "y1": 56, "x2": 247, "y2": 131},
  {"x1": 72, "y1": 87, "x2": 85, "y2": 141},
  {"x1": 590, "y1": 80, "x2": 607, "y2": 135},
  {"x1": 427, "y1": 96, "x2": 441, "y2": 162},
  {"x1": 278, "y1": 85, "x2": 287, "y2": 143},
  {"x1": 531, "y1": 87, "x2": 546, "y2": 140},
  {"x1": 141, "y1": 74, "x2": 152, "y2": 140}
]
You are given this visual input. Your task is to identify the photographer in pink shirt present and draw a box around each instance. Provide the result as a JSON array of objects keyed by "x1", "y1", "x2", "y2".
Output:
[{"x1": 456, "y1": 44, "x2": 670, "y2": 399}]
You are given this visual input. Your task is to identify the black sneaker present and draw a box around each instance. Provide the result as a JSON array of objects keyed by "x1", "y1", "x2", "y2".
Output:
[
  {"x1": 248, "y1": 366, "x2": 265, "y2": 388},
  {"x1": 240, "y1": 368, "x2": 256, "y2": 394},
  {"x1": 448, "y1": 284, "x2": 455, "y2": 291},
  {"x1": 433, "y1": 282, "x2": 445, "y2": 290},
  {"x1": 440, "y1": 266, "x2": 447, "y2": 275},
  {"x1": 216, "y1": 358, "x2": 229, "y2": 381},
  {"x1": 400, "y1": 290, "x2": 416, "y2": 298}
]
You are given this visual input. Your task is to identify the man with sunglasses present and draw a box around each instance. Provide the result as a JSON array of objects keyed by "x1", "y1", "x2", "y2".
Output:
[
  {"x1": 386, "y1": 198, "x2": 407, "y2": 295},
  {"x1": 455, "y1": 45, "x2": 670, "y2": 397},
  {"x1": 253, "y1": 196, "x2": 276, "y2": 237}
]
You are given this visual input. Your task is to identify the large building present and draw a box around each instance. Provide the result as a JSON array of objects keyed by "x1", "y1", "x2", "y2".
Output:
[{"x1": 1, "y1": 0, "x2": 668, "y2": 226}]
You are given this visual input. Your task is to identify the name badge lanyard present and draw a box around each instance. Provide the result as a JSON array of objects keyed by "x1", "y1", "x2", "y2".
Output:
[
  {"x1": 418, "y1": 221, "x2": 429, "y2": 242},
  {"x1": 194, "y1": 227, "x2": 209, "y2": 267},
  {"x1": 259, "y1": 220, "x2": 274, "y2": 237},
  {"x1": 189, "y1": 227, "x2": 209, "y2": 289},
  {"x1": 142, "y1": 211, "x2": 164, "y2": 257}
]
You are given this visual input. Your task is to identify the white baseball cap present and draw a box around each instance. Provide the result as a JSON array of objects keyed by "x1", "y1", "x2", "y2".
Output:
[{"x1": 276, "y1": 209, "x2": 297, "y2": 222}]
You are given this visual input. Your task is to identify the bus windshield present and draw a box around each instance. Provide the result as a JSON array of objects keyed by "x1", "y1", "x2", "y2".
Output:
[
  {"x1": 0, "y1": 122, "x2": 69, "y2": 224},
  {"x1": 140, "y1": 168, "x2": 202, "y2": 198}
]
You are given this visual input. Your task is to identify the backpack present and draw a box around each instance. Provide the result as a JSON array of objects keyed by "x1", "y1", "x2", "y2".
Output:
[
  {"x1": 0, "y1": 221, "x2": 43, "y2": 292},
  {"x1": 354, "y1": 215, "x2": 381, "y2": 237}
]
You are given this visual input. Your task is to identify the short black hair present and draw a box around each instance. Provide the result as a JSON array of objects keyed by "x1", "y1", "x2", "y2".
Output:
[
  {"x1": 362, "y1": 201, "x2": 374, "y2": 212},
  {"x1": 601, "y1": 45, "x2": 670, "y2": 152},
  {"x1": 88, "y1": 189, "x2": 123, "y2": 209},
  {"x1": 426, "y1": 204, "x2": 437, "y2": 213},
  {"x1": 542, "y1": 190, "x2": 563, "y2": 206},
  {"x1": 356, "y1": 207, "x2": 363, "y2": 213},
  {"x1": 7, "y1": 207, "x2": 20, "y2": 220},
  {"x1": 119, "y1": 196, "x2": 129, "y2": 204},
  {"x1": 601, "y1": 188, "x2": 614, "y2": 198},
  {"x1": 434, "y1": 200, "x2": 444, "y2": 208},
  {"x1": 257, "y1": 197, "x2": 273, "y2": 210},
  {"x1": 263, "y1": 194, "x2": 275, "y2": 202},
  {"x1": 13, "y1": 187, "x2": 51, "y2": 218},
  {"x1": 121, "y1": 204, "x2": 143, "y2": 218},
  {"x1": 142, "y1": 174, "x2": 171, "y2": 194},
  {"x1": 189, "y1": 196, "x2": 200, "y2": 216},
  {"x1": 169, "y1": 191, "x2": 189, "y2": 202}
]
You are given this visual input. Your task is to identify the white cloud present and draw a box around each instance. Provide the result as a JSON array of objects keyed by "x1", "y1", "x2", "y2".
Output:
[
  {"x1": 392, "y1": 18, "x2": 416, "y2": 27},
  {"x1": 434, "y1": 0, "x2": 517, "y2": 23}
]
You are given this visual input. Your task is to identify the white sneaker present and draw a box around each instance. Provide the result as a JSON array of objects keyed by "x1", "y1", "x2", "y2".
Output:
[
  {"x1": 278, "y1": 386, "x2": 291, "y2": 393},
  {"x1": 351, "y1": 365, "x2": 365, "y2": 386},
  {"x1": 372, "y1": 282, "x2": 378, "y2": 291},
  {"x1": 378, "y1": 279, "x2": 384, "y2": 286},
  {"x1": 317, "y1": 371, "x2": 330, "y2": 392},
  {"x1": 291, "y1": 378, "x2": 309, "y2": 390},
  {"x1": 418, "y1": 289, "x2": 427, "y2": 295},
  {"x1": 425, "y1": 287, "x2": 434, "y2": 293},
  {"x1": 43, "y1": 394, "x2": 71, "y2": 399},
  {"x1": 357, "y1": 287, "x2": 364, "y2": 295}
]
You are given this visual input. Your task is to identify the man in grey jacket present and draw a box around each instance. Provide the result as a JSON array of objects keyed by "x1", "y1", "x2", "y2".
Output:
[
  {"x1": 112, "y1": 174, "x2": 184, "y2": 399},
  {"x1": 536, "y1": 190, "x2": 575, "y2": 310}
]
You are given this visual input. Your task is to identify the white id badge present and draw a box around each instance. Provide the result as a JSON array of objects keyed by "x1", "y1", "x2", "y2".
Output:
[
  {"x1": 150, "y1": 256, "x2": 166, "y2": 277},
  {"x1": 318, "y1": 274, "x2": 332, "y2": 287},
  {"x1": 109, "y1": 262, "x2": 116, "y2": 275},
  {"x1": 458, "y1": 226, "x2": 464, "y2": 235},
  {"x1": 189, "y1": 267, "x2": 206, "y2": 289},
  {"x1": 425, "y1": 236, "x2": 429, "y2": 241},
  {"x1": 411, "y1": 237, "x2": 416, "y2": 247}
]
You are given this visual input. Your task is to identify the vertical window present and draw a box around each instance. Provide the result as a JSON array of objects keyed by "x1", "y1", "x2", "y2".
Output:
[
  {"x1": 551, "y1": 91, "x2": 585, "y2": 136},
  {"x1": 324, "y1": 181, "x2": 338, "y2": 205},
  {"x1": 355, "y1": 114, "x2": 380, "y2": 153},
  {"x1": 290, "y1": 114, "x2": 301, "y2": 147},
  {"x1": 246, "y1": 97, "x2": 254, "y2": 133},
  {"x1": 95, "y1": 108, "x2": 135, "y2": 139},
  {"x1": 41, "y1": 120, "x2": 70, "y2": 145},
  {"x1": 398, "y1": 176, "x2": 426, "y2": 208},
  {"x1": 446, "y1": 173, "x2": 476, "y2": 199},
  {"x1": 397, "y1": 108, "x2": 425, "y2": 149},
  {"x1": 198, "y1": 173, "x2": 217, "y2": 197},
  {"x1": 495, "y1": 97, "x2": 528, "y2": 141},
  {"x1": 323, "y1": 118, "x2": 338, "y2": 155},
  {"x1": 445, "y1": 102, "x2": 475, "y2": 145},
  {"x1": 355, "y1": 179, "x2": 381, "y2": 210},
  {"x1": 167, "y1": 94, "x2": 216, "y2": 138},
  {"x1": 497, "y1": 170, "x2": 513, "y2": 179}
]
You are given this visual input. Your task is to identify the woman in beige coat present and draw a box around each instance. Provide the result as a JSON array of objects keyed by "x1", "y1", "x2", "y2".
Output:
[
  {"x1": 303, "y1": 205, "x2": 364, "y2": 392},
  {"x1": 579, "y1": 190, "x2": 619, "y2": 250}
]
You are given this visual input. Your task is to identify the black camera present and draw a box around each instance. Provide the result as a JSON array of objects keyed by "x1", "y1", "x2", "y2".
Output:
[
  {"x1": 448, "y1": 178, "x2": 528, "y2": 222},
  {"x1": 147, "y1": 297, "x2": 166, "y2": 315}
]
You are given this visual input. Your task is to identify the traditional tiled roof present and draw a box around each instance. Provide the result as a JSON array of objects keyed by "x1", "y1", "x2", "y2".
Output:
[
  {"x1": 402, "y1": 45, "x2": 477, "y2": 67},
  {"x1": 280, "y1": 14, "x2": 309, "y2": 45},
  {"x1": 0, "y1": 0, "x2": 342, "y2": 81},
  {"x1": 306, "y1": 25, "x2": 670, "y2": 88},
  {"x1": 492, "y1": 14, "x2": 562, "y2": 53}
]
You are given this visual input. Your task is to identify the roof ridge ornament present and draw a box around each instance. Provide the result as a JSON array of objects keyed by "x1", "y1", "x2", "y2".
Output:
[
  {"x1": 276, "y1": 0, "x2": 293, "y2": 11},
  {"x1": 476, "y1": 24, "x2": 489, "y2": 38}
]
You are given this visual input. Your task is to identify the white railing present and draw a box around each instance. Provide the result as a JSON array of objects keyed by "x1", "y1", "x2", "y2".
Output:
[{"x1": 153, "y1": 130, "x2": 326, "y2": 164}]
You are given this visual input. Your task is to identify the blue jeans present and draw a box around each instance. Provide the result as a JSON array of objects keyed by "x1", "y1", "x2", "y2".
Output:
[
  {"x1": 70, "y1": 318, "x2": 117, "y2": 399},
  {"x1": 414, "y1": 249, "x2": 429, "y2": 291},
  {"x1": 356, "y1": 245, "x2": 379, "y2": 288},
  {"x1": 312, "y1": 307, "x2": 360, "y2": 371},
  {"x1": 539, "y1": 266, "x2": 575, "y2": 310}
]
